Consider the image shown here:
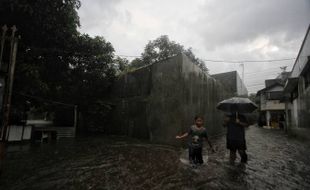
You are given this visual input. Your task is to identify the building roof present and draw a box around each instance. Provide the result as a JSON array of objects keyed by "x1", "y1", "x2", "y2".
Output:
[
  {"x1": 283, "y1": 77, "x2": 299, "y2": 93},
  {"x1": 276, "y1": 71, "x2": 291, "y2": 82},
  {"x1": 257, "y1": 82, "x2": 284, "y2": 95},
  {"x1": 284, "y1": 25, "x2": 310, "y2": 93},
  {"x1": 290, "y1": 25, "x2": 310, "y2": 78},
  {"x1": 265, "y1": 79, "x2": 282, "y2": 88}
]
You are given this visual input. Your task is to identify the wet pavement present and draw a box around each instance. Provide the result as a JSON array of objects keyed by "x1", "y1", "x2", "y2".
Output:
[{"x1": 1, "y1": 126, "x2": 310, "y2": 190}]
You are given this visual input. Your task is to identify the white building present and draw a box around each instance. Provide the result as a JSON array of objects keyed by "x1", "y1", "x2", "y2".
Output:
[{"x1": 256, "y1": 74, "x2": 288, "y2": 128}]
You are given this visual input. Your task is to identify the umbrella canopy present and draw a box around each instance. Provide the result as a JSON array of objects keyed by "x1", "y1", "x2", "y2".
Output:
[{"x1": 216, "y1": 97, "x2": 258, "y2": 113}]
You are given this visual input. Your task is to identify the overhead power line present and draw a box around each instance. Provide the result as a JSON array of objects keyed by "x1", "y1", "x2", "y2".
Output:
[
  {"x1": 244, "y1": 69, "x2": 283, "y2": 76},
  {"x1": 245, "y1": 68, "x2": 282, "y2": 74},
  {"x1": 15, "y1": 92, "x2": 75, "y2": 107},
  {"x1": 203, "y1": 58, "x2": 295, "y2": 63},
  {"x1": 117, "y1": 55, "x2": 141, "y2": 58},
  {"x1": 116, "y1": 54, "x2": 296, "y2": 63},
  {"x1": 20, "y1": 48, "x2": 297, "y2": 64}
]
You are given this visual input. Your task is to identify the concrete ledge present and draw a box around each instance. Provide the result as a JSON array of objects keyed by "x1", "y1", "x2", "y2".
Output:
[
  {"x1": 288, "y1": 128, "x2": 310, "y2": 141},
  {"x1": 262, "y1": 126, "x2": 280, "y2": 130}
]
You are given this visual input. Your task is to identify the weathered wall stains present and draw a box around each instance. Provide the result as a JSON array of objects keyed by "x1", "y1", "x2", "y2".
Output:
[
  {"x1": 298, "y1": 76, "x2": 310, "y2": 129},
  {"x1": 110, "y1": 54, "x2": 233, "y2": 145}
]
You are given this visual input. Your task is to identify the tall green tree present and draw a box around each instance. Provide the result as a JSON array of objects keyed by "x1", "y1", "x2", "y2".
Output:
[
  {"x1": 131, "y1": 35, "x2": 208, "y2": 73},
  {"x1": 141, "y1": 35, "x2": 184, "y2": 64},
  {"x1": 0, "y1": 0, "x2": 117, "y2": 130},
  {"x1": 64, "y1": 35, "x2": 116, "y2": 128},
  {"x1": 0, "y1": 0, "x2": 81, "y2": 101}
]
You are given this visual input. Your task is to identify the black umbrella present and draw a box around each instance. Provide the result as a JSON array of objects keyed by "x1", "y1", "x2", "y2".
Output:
[{"x1": 216, "y1": 97, "x2": 257, "y2": 113}]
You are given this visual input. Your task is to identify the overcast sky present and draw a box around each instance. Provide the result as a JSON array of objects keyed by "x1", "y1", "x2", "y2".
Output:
[{"x1": 78, "y1": 0, "x2": 310, "y2": 93}]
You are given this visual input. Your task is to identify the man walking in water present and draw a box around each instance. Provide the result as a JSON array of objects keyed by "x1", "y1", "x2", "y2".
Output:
[{"x1": 223, "y1": 113, "x2": 249, "y2": 164}]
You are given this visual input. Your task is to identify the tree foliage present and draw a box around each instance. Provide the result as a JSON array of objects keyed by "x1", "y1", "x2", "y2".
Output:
[
  {"x1": 113, "y1": 56, "x2": 129, "y2": 73},
  {"x1": 131, "y1": 35, "x2": 208, "y2": 73},
  {"x1": 0, "y1": 0, "x2": 117, "y2": 130},
  {"x1": 129, "y1": 58, "x2": 144, "y2": 69}
]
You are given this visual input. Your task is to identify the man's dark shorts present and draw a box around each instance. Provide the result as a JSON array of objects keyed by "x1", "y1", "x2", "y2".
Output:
[{"x1": 226, "y1": 139, "x2": 247, "y2": 150}]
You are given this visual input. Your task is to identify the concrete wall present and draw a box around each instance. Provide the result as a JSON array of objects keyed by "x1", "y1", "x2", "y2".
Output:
[
  {"x1": 110, "y1": 54, "x2": 232, "y2": 145},
  {"x1": 212, "y1": 71, "x2": 248, "y2": 96},
  {"x1": 0, "y1": 78, "x2": 4, "y2": 131},
  {"x1": 0, "y1": 78, "x2": 4, "y2": 112},
  {"x1": 285, "y1": 66, "x2": 310, "y2": 131},
  {"x1": 109, "y1": 64, "x2": 152, "y2": 138},
  {"x1": 284, "y1": 26, "x2": 310, "y2": 137},
  {"x1": 236, "y1": 72, "x2": 248, "y2": 96},
  {"x1": 292, "y1": 99, "x2": 298, "y2": 127},
  {"x1": 212, "y1": 71, "x2": 237, "y2": 95},
  {"x1": 297, "y1": 75, "x2": 310, "y2": 129}
]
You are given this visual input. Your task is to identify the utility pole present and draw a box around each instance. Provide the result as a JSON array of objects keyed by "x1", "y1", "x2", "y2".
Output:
[
  {"x1": 0, "y1": 25, "x2": 18, "y2": 174},
  {"x1": 0, "y1": 25, "x2": 8, "y2": 70},
  {"x1": 239, "y1": 63, "x2": 244, "y2": 95}
]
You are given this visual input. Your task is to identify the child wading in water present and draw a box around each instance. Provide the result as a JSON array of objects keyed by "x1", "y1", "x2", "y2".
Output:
[{"x1": 176, "y1": 116, "x2": 215, "y2": 166}]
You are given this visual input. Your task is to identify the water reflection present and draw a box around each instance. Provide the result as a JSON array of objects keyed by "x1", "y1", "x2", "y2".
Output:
[{"x1": 1, "y1": 127, "x2": 310, "y2": 190}]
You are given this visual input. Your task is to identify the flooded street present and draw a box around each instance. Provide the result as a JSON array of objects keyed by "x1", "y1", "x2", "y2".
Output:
[{"x1": 1, "y1": 126, "x2": 310, "y2": 190}]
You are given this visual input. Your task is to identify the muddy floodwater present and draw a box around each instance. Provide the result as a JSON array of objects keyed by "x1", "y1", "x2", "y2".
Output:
[{"x1": 1, "y1": 126, "x2": 310, "y2": 190}]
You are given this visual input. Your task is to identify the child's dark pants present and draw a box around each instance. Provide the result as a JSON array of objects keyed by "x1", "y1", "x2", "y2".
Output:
[{"x1": 189, "y1": 146, "x2": 203, "y2": 164}]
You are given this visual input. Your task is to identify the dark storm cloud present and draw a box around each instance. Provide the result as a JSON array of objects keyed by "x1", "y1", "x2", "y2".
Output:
[
  {"x1": 195, "y1": 0, "x2": 310, "y2": 50},
  {"x1": 78, "y1": 0, "x2": 310, "y2": 93}
]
